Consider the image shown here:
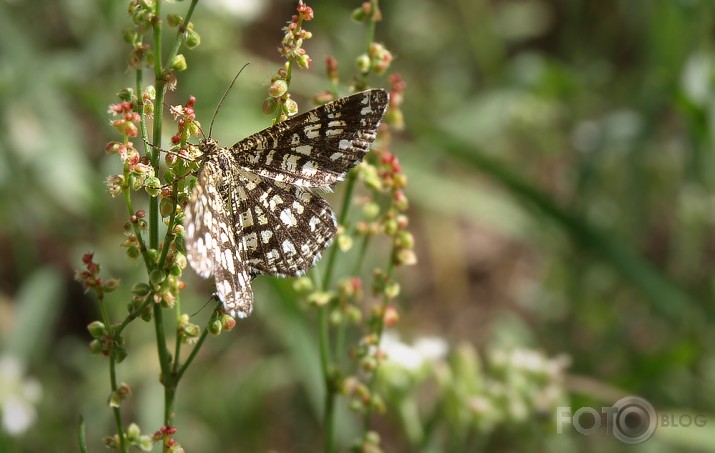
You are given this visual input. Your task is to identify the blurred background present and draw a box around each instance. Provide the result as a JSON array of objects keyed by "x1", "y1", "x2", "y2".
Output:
[{"x1": 3, "y1": 0, "x2": 715, "y2": 451}]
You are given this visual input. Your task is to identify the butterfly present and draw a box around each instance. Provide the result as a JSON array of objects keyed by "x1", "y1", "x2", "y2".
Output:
[{"x1": 183, "y1": 89, "x2": 389, "y2": 318}]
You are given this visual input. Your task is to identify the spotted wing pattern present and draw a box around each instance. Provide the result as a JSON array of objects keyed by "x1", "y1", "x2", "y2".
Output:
[
  {"x1": 228, "y1": 165, "x2": 337, "y2": 277},
  {"x1": 185, "y1": 160, "x2": 253, "y2": 317},
  {"x1": 184, "y1": 89, "x2": 389, "y2": 318},
  {"x1": 233, "y1": 89, "x2": 389, "y2": 188}
]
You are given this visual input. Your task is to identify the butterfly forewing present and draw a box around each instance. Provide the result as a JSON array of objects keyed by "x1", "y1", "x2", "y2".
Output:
[
  {"x1": 233, "y1": 89, "x2": 389, "y2": 188},
  {"x1": 185, "y1": 89, "x2": 389, "y2": 317},
  {"x1": 185, "y1": 159, "x2": 254, "y2": 317}
]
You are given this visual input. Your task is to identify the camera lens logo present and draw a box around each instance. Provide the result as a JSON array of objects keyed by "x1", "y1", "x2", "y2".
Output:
[{"x1": 610, "y1": 396, "x2": 657, "y2": 444}]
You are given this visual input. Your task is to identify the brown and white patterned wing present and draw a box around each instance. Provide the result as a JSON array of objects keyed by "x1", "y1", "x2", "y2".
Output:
[
  {"x1": 229, "y1": 167, "x2": 337, "y2": 277},
  {"x1": 232, "y1": 89, "x2": 389, "y2": 188},
  {"x1": 185, "y1": 159, "x2": 254, "y2": 318}
]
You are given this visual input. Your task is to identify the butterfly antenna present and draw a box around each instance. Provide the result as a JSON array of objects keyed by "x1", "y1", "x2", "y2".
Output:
[
  {"x1": 191, "y1": 293, "x2": 220, "y2": 317},
  {"x1": 208, "y1": 63, "x2": 250, "y2": 138}
]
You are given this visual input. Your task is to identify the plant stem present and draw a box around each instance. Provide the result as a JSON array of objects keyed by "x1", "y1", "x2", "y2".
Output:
[
  {"x1": 363, "y1": 242, "x2": 396, "y2": 429},
  {"x1": 316, "y1": 170, "x2": 358, "y2": 453},
  {"x1": 110, "y1": 355, "x2": 128, "y2": 453},
  {"x1": 77, "y1": 415, "x2": 88, "y2": 453},
  {"x1": 322, "y1": 172, "x2": 357, "y2": 289},
  {"x1": 318, "y1": 306, "x2": 335, "y2": 453},
  {"x1": 175, "y1": 327, "x2": 209, "y2": 381}
]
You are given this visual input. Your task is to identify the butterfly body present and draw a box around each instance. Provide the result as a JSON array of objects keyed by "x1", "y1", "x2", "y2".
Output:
[{"x1": 183, "y1": 89, "x2": 389, "y2": 318}]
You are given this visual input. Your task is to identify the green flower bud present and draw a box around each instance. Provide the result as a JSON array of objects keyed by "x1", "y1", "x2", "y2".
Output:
[
  {"x1": 159, "y1": 198, "x2": 174, "y2": 218},
  {"x1": 132, "y1": 282, "x2": 151, "y2": 297},
  {"x1": 126, "y1": 423, "x2": 141, "y2": 442},
  {"x1": 137, "y1": 435, "x2": 153, "y2": 451},
  {"x1": 146, "y1": 248, "x2": 159, "y2": 263},
  {"x1": 208, "y1": 318, "x2": 222, "y2": 336},
  {"x1": 396, "y1": 231, "x2": 414, "y2": 250},
  {"x1": 308, "y1": 291, "x2": 332, "y2": 307},
  {"x1": 296, "y1": 54, "x2": 311, "y2": 69},
  {"x1": 363, "y1": 202, "x2": 380, "y2": 219},
  {"x1": 117, "y1": 88, "x2": 134, "y2": 102},
  {"x1": 89, "y1": 339, "x2": 103, "y2": 354},
  {"x1": 292, "y1": 276, "x2": 313, "y2": 293},
  {"x1": 127, "y1": 245, "x2": 141, "y2": 260},
  {"x1": 185, "y1": 30, "x2": 201, "y2": 49},
  {"x1": 122, "y1": 27, "x2": 138, "y2": 44},
  {"x1": 356, "y1": 54, "x2": 371, "y2": 73},
  {"x1": 169, "y1": 54, "x2": 187, "y2": 71},
  {"x1": 150, "y1": 268, "x2": 167, "y2": 285},
  {"x1": 337, "y1": 233, "x2": 353, "y2": 252},
  {"x1": 87, "y1": 321, "x2": 106, "y2": 338},
  {"x1": 384, "y1": 281, "x2": 400, "y2": 299}
]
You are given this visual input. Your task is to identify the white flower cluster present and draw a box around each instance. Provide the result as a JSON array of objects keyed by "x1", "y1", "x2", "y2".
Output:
[{"x1": 0, "y1": 355, "x2": 42, "y2": 436}]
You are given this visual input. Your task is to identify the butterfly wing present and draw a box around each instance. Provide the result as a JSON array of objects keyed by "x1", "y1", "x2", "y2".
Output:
[
  {"x1": 232, "y1": 89, "x2": 389, "y2": 188},
  {"x1": 185, "y1": 159, "x2": 254, "y2": 318},
  {"x1": 230, "y1": 167, "x2": 337, "y2": 277}
]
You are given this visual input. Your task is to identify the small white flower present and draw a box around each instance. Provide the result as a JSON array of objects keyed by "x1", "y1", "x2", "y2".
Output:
[{"x1": 0, "y1": 355, "x2": 42, "y2": 436}]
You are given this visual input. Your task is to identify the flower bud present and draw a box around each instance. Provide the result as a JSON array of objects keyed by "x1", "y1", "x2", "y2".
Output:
[
  {"x1": 208, "y1": 318, "x2": 222, "y2": 336},
  {"x1": 221, "y1": 314, "x2": 237, "y2": 331},
  {"x1": 296, "y1": 54, "x2": 311, "y2": 69},
  {"x1": 150, "y1": 268, "x2": 167, "y2": 285},
  {"x1": 292, "y1": 276, "x2": 314, "y2": 293},
  {"x1": 117, "y1": 88, "x2": 134, "y2": 102},
  {"x1": 384, "y1": 281, "x2": 400, "y2": 299},
  {"x1": 337, "y1": 233, "x2": 353, "y2": 252},
  {"x1": 87, "y1": 321, "x2": 106, "y2": 338},
  {"x1": 127, "y1": 245, "x2": 141, "y2": 260},
  {"x1": 268, "y1": 79, "x2": 288, "y2": 98},
  {"x1": 285, "y1": 98, "x2": 299, "y2": 116},
  {"x1": 356, "y1": 54, "x2": 371, "y2": 73},
  {"x1": 167, "y1": 14, "x2": 182, "y2": 27},
  {"x1": 126, "y1": 423, "x2": 141, "y2": 442},
  {"x1": 89, "y1": 339, "x2": 103, "y2": 354},
  {"x1": 185, "y1": 30, "x2": 201, "y2": 49},
  {"x1": 263, "y1": 98, "x2": 278, "y2": 115},
  {"x1": 169, "y1": 54, "x2": 187, "y2": 71},
  {"x1": 307, "y1": 291, "x2": 332, "y2": 307}
]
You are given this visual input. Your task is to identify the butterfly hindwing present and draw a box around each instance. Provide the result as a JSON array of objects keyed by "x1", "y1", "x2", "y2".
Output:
[
  {"x1": 228, "y1": 166, "x2": 337, "y2": 277},
  {"x1": 232, "y1": 89, "x2": 389, "y2": 188}
]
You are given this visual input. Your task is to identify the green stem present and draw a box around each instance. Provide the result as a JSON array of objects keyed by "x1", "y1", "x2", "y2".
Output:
[
  {"x1": 315, "y1": 171, "x2": 358, "y2": 453},
  {"x1": 175, "y1": 307, "x2": 218, "y2": 382},
  {"x1": 136, "y1": 68, "x2": 149, "y2": 154},
  {"x1": 110, "y1": 355, "x2": 128, "y2": 453},
  {"x1": 158, "y1": 181, "x2": 180, "y2": 267},
  {"x1": 166, "y1": 0, "x2": 200, "y2": 64},
  {"x1": 318, "y1": 306, "x2": 335, "y2": 453},
  {"x1": 115, "y1": 294, "x2": 153, "y2": 336},
  {"x1": 123, "y1": 188, "x2": 152, "y2": 270},
  {"x1": 322, "y1": 172, "x2": 358, "y2": 289},
  {"x1": 363, "y1": 241, "x2": 396, "y2": 429},
  {"x1": 352, "y1": 234, "x2": 371, "y2": 276},
  {"x1": 77, "y1": 415, "x2": 88, "y2": 453}
]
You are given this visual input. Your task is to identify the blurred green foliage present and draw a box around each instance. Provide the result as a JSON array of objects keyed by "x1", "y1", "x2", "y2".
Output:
[{"x1": 3, "y1": 0, "x2": 715, "y2": 451}]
